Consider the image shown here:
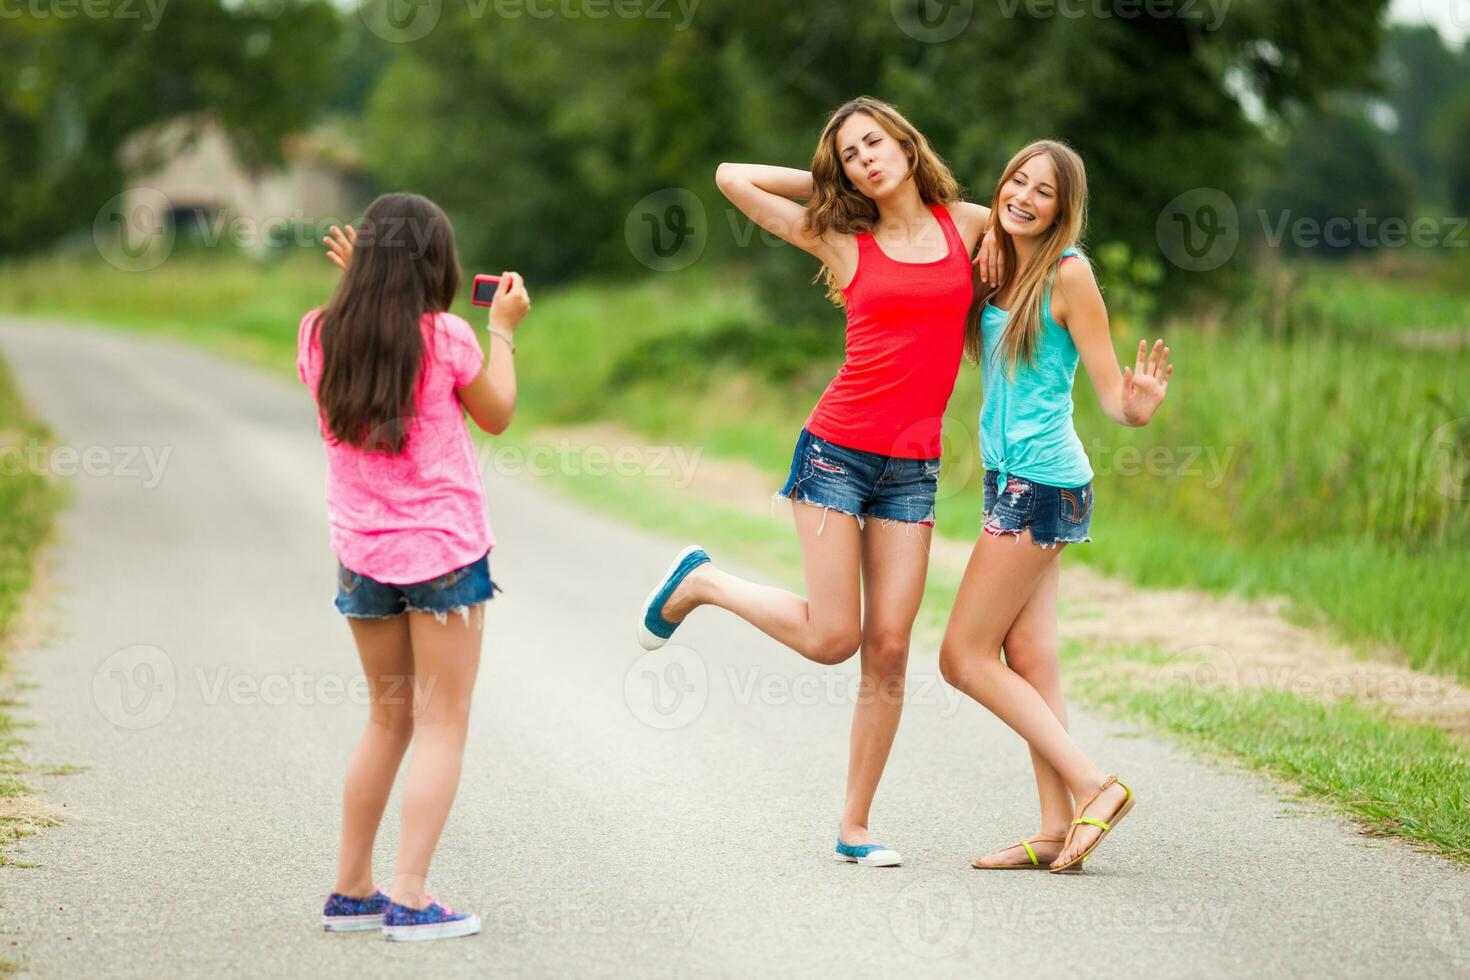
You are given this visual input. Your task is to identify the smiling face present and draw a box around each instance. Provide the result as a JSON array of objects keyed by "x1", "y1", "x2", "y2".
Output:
[
  {"x1": 996, "y1": 151, "x2": 1062, "y2": 238},
  {"x1": 835, "y1": 112, "x2": 913, "y2": 200}
]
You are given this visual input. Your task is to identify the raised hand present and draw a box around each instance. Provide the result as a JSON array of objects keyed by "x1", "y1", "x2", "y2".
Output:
[
  {"x1": 1121, "y1": 339, "x2": 1172, "y2": 426},
  {"x1": 322, "y1": 224, "x2": 356, "y2": 272}
]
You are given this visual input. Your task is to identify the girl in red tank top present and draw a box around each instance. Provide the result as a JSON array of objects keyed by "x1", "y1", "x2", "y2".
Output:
[
  {"x1": 804, "y1": 201, "x2": 974, "y2": 459},
  {"x1": 635, "y1": 98, "x2": 1002, "y2": 868}
]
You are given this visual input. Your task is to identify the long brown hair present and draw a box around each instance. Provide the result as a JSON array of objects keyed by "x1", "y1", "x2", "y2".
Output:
[
  {"x1": 806, "y1": 96, "x2": 961, "y2": 305},
  {"x1": 314, "y1": 193, "x2": 461, "y2": 453},
  {"x1": 965, "y1": 140, "x2": 1088, "y2": 370}
]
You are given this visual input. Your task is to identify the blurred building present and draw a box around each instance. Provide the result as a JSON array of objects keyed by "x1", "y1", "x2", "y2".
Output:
[{"x1": 118, "y1": 114, "x2": 369, "y2": 254}]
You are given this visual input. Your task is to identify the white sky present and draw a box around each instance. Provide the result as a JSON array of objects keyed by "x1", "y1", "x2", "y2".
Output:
[{"x1": 1390, "y1": 0, "x2": 1470, "y2": 42}]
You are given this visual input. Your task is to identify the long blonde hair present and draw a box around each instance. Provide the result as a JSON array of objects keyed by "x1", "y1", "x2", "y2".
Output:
[
  {"x1": 806, "y1": 96, "x2": 961, "y2": 305},
  {"x1": 966, "y1": 140, "x2": 1088, "y2": 370}
]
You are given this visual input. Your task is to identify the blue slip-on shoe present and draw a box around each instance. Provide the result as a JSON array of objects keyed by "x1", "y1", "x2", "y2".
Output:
[
  {"x1": 637, "y1": 545, "x2": 711, "y2": 651},
  {"x1": 382, "y1": 896, "x2": 481, "y2": 942},
  {"x1": 321, "y1": 886, "x2": 391, "y2": 932},
  {"x1": 833, "y1": 839, "x2": 903, "y2": 868}
]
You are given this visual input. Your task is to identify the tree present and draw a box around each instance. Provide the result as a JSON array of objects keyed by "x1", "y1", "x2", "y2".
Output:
[{"x1": 0, "y1": 0, "x2": 339, "y2": 256}]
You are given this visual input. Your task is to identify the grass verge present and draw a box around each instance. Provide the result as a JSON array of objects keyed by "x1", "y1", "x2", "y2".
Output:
[{"x1": 0, "y1": 351, "x2": 66, "y2": 861}]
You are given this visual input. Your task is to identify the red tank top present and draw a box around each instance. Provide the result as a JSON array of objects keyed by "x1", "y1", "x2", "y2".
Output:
[{"x1": 805, "y1": 203, "x2": 973, "y2": 459}]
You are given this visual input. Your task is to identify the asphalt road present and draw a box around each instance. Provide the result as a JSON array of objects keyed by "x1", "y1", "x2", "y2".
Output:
[{"x1": 0, "y1": 321, "x2": 1466, "y2": 979}]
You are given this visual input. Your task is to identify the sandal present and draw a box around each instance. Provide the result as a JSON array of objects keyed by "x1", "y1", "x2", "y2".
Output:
[
  {"x1": 972, "y1": 833, "x2": 1065, "y2": 870},
  {"x1": 1050, "y1": 775, "x2": 1136, "y2": 874}
]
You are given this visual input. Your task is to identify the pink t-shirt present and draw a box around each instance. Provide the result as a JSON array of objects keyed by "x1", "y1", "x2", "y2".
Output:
[{"x1": 297, "y1": 309, "x2": 493, "y2": 585}]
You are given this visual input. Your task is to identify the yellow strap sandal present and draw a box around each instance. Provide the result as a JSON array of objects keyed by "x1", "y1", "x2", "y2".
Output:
[
  {"x1": 971, "y1": 833, "x2": 1066, "y2": 870},
  {"x1": 1050, "y1": 775, "x2": 1136, "y2": 874}
]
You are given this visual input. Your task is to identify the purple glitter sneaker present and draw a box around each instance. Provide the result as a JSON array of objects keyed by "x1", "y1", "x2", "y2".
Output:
[
  {"x1": 382, "y1": 895, "x2": 481, "y2": 942},
  {"x1": 321, "y1": 886, "x2": 391, "y2": 932}
]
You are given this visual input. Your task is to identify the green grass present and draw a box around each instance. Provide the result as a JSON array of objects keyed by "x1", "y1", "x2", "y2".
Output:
[
  {"x1": 0, "y1": 250, "x2": 1465, "y2": 679},
  {"x1": 0, "y1": 350, "x2": 65, "y2": 855},
  {"x1": 1066, "y1": 641, "x2": 1470, "y2": 865},
  {"x1": 2, "y1": 248, "x2": 1465, "y2": 866}
]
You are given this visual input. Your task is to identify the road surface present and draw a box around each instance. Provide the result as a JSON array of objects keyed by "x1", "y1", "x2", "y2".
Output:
[{"x1": 0, "y1": 321, "x2": 1466, "y2": 978}]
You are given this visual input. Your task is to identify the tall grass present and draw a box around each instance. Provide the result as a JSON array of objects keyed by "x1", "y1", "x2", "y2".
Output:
[{"x1": 0, "y1": 250, "x2": 1464, "y2": 676}]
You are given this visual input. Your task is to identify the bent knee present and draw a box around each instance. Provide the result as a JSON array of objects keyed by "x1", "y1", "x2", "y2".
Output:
[
  {"x1": 370, "y1": 706, "x2": 415, "y2": 741},
  {"x1": 861, "y1": 633, "x2": 911, "y2": 677},
  {"x1": 810, "y1": 629, "x2": 862, "y2": 666}
]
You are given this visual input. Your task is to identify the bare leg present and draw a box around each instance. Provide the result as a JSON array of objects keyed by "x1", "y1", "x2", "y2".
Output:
[
  {"x1": 389, "y1": 606, "x2": 484, "y2": 909},
  {"x1": 660, "y1": 501, "x2": 864, "y2": 665},
  {"x1": 334, "y1": 615, "x2": 415, "y2": 897},
  {"x1": 840, "y1": 518, "x2": 931, "y2": 846},
  {"x1": 973, "y1": 562, "x2": 1075, "y2": 867},
  {"x1": 939, "y1": 531, "x2": 1110, "y2": 805}
]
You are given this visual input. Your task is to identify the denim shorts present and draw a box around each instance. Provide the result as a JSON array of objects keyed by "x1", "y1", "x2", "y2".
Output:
[
  {"x1": 982, "y1": 471, "x2": 1093, "y2": 548},
  {"x1": 776, "y1": 428, "x2": 939, "y2": 528},
  {"x1": 335, "y1": 551, "x2": 500, "y2": 621}
]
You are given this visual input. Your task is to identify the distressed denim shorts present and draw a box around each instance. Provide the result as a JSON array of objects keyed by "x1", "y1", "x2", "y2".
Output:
[
  {"x1": 776, "y1": 428, "x2": 939, "y2": 528},
  {"x1": 982, "y1": 471, "x2": 1093, "y2": 547},
  {"x1": 335, "y1": 551, "x2": 500, "y2": 621}
]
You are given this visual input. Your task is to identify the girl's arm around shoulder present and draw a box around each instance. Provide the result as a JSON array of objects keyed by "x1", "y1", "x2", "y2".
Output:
[
  {"x1": 948, "y1": 202, "x2": 1004, "y2": 287},
  {"x1": 455, "y1": 272, "x2": 530, "y2": 435},
  {"x1": 1054, "y1": 256, "x2": 1172, "y2": 427}
]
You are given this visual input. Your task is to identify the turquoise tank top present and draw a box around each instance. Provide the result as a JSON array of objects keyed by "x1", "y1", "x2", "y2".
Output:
[{"x1": 978, "y1": 248, "x2": 1094, "y2": 493}]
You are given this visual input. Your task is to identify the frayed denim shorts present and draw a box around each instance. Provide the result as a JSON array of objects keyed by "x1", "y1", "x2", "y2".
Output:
[
  {"x1": 982, "y1": 471, "x2": 1093, "y2": 547},
  {"x1": 776, "y1": 428, "x2": 939, "y2": 528},
  {"x1": 335, "y1": 551, "x2": 500, "y2": 621}
]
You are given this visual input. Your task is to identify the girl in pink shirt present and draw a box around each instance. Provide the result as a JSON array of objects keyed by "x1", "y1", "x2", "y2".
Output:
[{"x1": 302, "y1": 193, "x2": 530, "y2": 942}]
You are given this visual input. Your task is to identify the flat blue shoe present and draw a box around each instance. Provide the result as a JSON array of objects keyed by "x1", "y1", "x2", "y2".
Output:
[
  {"x1": 382, "y1": 896, "x2": 481, "y2": 942},
  {"x1": 321, "y1": 886, "x2": 390, "y2": 932},
  {"x1": 637, "y1": 545, "x2": 710, "y2": 650},
  {"x1": 833, "y1": 839, "x2": 903, "y2": 867}
]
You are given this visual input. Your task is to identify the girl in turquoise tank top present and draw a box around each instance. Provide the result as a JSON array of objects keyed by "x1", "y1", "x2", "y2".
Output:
[{"x1": 939, "y1": 140, "x2": 1174, "y2": 873}]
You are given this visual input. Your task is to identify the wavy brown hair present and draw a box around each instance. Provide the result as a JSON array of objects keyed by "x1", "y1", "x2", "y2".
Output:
[
  {"x1": 806, "y1": 96, "x2": 961, "y2": 305},
  {"x1": 965, "y1": 140, "x2": 1088, "y2": 371},
  {"x1": 313, "y1": 193, "x2": 461, "y2": 453}
]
